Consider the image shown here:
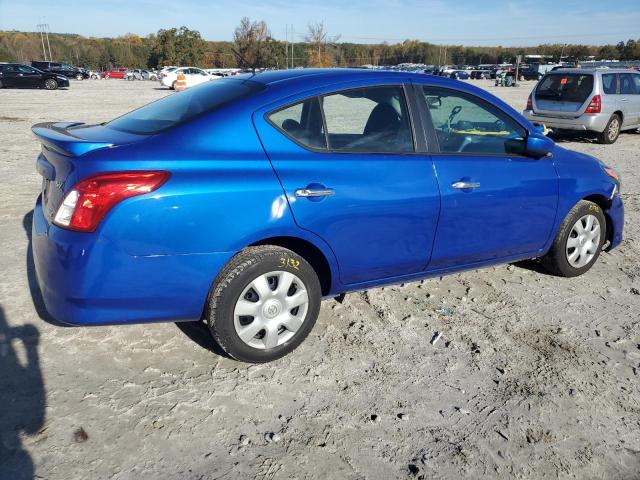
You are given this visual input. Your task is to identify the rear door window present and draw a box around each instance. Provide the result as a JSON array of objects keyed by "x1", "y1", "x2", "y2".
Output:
[
  {"x1": 321, "y1": 86, "x2": 414, "y2": 153},
  {"x1": 620, "y1": 73, "x2": 638, "y2": 95},
  {"x1": 602, "y1": 74, "x2": 617, "y2": 94},
  {"x1": 536, "y1": 74, "x2": 594, "y2": 103}
]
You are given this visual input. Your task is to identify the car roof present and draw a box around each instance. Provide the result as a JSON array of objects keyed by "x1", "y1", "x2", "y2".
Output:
[
  {"x1": 247, "y1": 68, "x2": 411, "y2": 86},
  {"x1": 547, "y1": 68, "x2": 636, "y2": 74}
]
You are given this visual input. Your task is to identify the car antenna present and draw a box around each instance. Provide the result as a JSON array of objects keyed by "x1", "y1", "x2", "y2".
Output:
[{"x1": 230, "y1": 48, "x2": 257, "y2": 75}]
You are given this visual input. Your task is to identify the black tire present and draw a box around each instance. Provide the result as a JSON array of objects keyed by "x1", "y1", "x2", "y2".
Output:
[
  {"x1": 541, "y1": 200, "x2": 606, "y2": 277},
  {"x1": 75, "y1": 73, "x2": 83, "y2": 81},
  {"x1": 597, "y1": 114, "x2": 621, "y2": 144},
  {"x1": 44, "y1": 78, "x2": 58, "y2": 90},
  {"x1": 171, "y1": 81, "x2": 176, "y2": 90},
  {"x1": 0, "y1": 79, "x2": 3, "y2": 88},
  {"x1": 206, "y1": 246, "x2": 322, "y2": 363}
]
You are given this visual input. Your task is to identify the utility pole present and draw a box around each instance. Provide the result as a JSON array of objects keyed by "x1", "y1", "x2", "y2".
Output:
[
  {"x1": 290, "y1": 26, "x2": 295, "y2": 68},
  {"x1": 37, "y1": 23, "x2": 53, "y2": 61},
  {"x1": 285, "y1": 25, "x2": 288, "y2": 69},
  {"x1": 37, "y1": 23, "x2": 47, "y2": 60},
  {"x1": 45, "y1": 24, "x2": 52, "y2": 60}
]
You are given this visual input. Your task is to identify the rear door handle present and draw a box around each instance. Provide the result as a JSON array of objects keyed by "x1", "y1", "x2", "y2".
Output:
[
  {"x1": 452, "y1": 181, "x2": 480, "y2": 189},
  {"x1": 295, "y1": 187, "x2": 335, "y2": 198}
]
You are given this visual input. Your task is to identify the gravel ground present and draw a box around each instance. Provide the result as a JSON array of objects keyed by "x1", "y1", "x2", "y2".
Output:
[{"x1": 1, "y1": 78, "x2": 639, "y2": 480}]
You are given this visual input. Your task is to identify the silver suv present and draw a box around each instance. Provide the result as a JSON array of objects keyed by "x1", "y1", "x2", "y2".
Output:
[{"x1": 523, "y1": 68, "x2": 640, "y2": 144}]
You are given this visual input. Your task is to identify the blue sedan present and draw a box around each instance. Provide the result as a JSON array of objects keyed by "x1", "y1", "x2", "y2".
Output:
[{"x1": 31, "y1": 69, "x2": 624, "y2": 362}]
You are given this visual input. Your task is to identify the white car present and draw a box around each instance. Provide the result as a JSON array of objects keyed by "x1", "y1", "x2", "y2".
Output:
[{"x1": 159, "y1": 67, "x2": 216, "y2": 89}]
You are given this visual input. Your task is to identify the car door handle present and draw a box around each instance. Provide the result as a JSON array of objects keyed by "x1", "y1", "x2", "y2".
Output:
[
  {"x1": 295, "y1": 187, "x2": 335, "y2": 198},
  {"x1": 452, "y1": 181, "x2": 480, "y2": 189}
]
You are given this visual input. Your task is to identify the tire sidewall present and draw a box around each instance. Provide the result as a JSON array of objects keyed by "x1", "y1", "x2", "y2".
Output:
[
  {"x1": 44, "y1": 79, "x2": 57, "y2": 90},
  {"x1": 208, "y1": 248, "x2": 321, "y2": 362},
  {"x1": 553, "y1": 202, "x2": 606, "y2": 277},
  {"x1": 600, "y1": 115, "x2": 621, "y2": 144}
]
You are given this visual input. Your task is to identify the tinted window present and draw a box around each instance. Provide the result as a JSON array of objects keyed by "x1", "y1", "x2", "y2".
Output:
[
  {"x1": 106, "y1": 78, "x2": 265, "y2": 134},
  {"x1": 268, "y1": 98, "x2": 326, "y2": 149},
  {"x1": 536, "y1": 74, "x2": 594, "y2": 103},
  {"x1": 619, "y1": 73, "x2": 638, "y2": 95},
  {"x1": 423, "y1": 86, "x2": 526, "y2": 155},
  {"x1": 602, "y1": 74, "x2": 617, "y2": 94},
  {"x1": 633, "y1": 74, "x2": 640, "y2": 94},
  {"x1": 321, "y1": 86, "x2": 413, "y2": 152}
]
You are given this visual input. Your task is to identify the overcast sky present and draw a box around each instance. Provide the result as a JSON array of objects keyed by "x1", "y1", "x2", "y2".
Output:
[{"x1": 1, "y1": 0, "x2": 639, "y2": 46}]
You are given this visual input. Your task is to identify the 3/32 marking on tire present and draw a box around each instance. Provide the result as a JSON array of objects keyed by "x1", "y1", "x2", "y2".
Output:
[{"x1": 279, "y1": 257, "x2": 300, "y2": 270}]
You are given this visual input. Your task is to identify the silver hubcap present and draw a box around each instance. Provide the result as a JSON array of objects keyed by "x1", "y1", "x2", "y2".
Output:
[
  {"x1": 566, "y1": 214, "x2": 601, "y2": 268},
  {"x1": 233, "y1": 271, "x2": 309, "y2": 349},
  {"x1": 608, "y1": 118, "x2": 619, "y2": 141}
]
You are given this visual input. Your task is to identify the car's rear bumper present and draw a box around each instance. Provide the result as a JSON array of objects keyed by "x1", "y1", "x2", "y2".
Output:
[
  {"x1": 32, "y1": 195, "x2": 233, "y2": 326},
  {"x1": 605, "y1": 192, "x2": 624, "y2": 251},
  {"x1": 523, "y1": 110, "x2": 609, "y2": 133}
]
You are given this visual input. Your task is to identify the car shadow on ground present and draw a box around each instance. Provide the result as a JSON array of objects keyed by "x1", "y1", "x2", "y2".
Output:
[
  {"x1": 175, "y1": 321, "x2": 231, "y2": 358},
  {"x1": 551, "y1": 130, "x2": 639, "y2": 144},
  {"x1": 0, "y1": 305, "x2": 45, "y2": 480},
  {"x1": 512, "y1": 259, "x2": 556, "y2": 276},
  {"x1": 23, "y1": 210, "x2": 68, "y2": 327}
]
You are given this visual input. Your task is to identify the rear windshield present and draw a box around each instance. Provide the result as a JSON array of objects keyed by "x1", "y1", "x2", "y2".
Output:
[
  {"x1": 536, "y1": 73, "x2": 594, "y2": 103},
  {"x1": 106, "y1": 78, "x2": 265, "y2": 134}
]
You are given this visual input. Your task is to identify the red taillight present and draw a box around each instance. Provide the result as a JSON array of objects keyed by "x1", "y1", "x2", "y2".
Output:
[
  {"x1": 54, "y1": 171, "x2": 170, "y2": 232},
  {"x1": 526, "y1": 93, "x2": 533, "y2": 110},
  {"x1": 585, "y1": 94, "x2": 601, "y2": 114}
]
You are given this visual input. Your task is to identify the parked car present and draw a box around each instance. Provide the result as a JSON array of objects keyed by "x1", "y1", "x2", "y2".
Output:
[
  {"x1": 101, "y1": 68, "x2": 129, "y2": 79},
  {"x1": 0, "y1": 63, "x2": 69, "y2": 89},
  {"x1": 31, "y1": 69, "x2": 624, "y2": 363},
  {"x1": 159, "y1": 67, "x2": 215, "y2": 89},
  {"x1": 470, "y1": 70, "x2": 491, "y2": 80},
  {"x1": 516, "y1": 68, "x2": 543, "y2": 81},
  {"x1": 450, "y1": 70, "x2": 471, "y2": 80},
  {"x1": 31, "y1": 61, "x2": 89, "y2": 80},
  {"x1": 523, "y1": 68, "x2": 640, "y2": 144},
  {"x1": 124, "y1": 69, "x2": 158, "y2": 81}
]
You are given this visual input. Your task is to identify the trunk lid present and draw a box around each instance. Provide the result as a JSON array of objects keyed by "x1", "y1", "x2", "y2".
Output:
[{"x1": 32, "y1": 121, "x2": 147, "y2": 224}]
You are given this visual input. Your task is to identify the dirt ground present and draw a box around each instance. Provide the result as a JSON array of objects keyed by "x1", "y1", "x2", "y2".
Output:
[{"x1": 1, "y1": 78, "x2": 639, "y2": 480}]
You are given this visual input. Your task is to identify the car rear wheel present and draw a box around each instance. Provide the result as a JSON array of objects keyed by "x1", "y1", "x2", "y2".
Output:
[
  {"x1": 206, "y1": 246, "x2": 322, "y2": 363},
  {"x1": 597, "y1": 114, "x2": 621, "y2": 144},
  {"x1": 541, "y1": 200, "x2": 606, "y2": 277},
  {"x1": 171, "y1": 80, "x2": 176, "y2": 90},
  {"x1": 44, "y1": 79, "x2": 58, "y2": 90},
  {"x1": 75, "y1": 73, "x2": 83, "y2": 81}
]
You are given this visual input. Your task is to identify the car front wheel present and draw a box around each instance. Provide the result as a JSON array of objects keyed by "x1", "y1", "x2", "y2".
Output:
[
  {"x1": 541, "y1": 200, "x2": 606, "y2": 277},
  {"x1": 206, "y1": 246, "x2": 321, "y2": 363},
  {"x1": 75, "y1": 73, "x2": 83, "y2": 80},
  {"x1": 44, "y1": 79, "x2": 58, "y2": 90}
]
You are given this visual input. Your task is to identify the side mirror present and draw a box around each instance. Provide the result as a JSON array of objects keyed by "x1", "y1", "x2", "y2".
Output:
[
  {"x1": 526, "y1": 132, "x2": 554, "y2": 158},
  {"x1": 426, "y1": 96, "x2": 442, "y2": 109}
]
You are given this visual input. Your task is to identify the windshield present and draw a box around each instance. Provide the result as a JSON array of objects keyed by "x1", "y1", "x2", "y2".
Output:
[
  {"x1": 106, "y1": 78, "x2": 265, "y2": 135},
  {"x1": 536, "y1": 73, "x2": 594, "y2": 103}
]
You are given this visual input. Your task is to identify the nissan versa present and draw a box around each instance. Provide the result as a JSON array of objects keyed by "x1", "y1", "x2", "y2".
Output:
[{"x1": 32, "y1": 69, "x2": 624, "y2": 362}]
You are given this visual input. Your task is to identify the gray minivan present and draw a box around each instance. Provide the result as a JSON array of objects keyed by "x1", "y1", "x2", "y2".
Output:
[{"x1": 523, "y1": 68, "x2": 640, "y2": 144}]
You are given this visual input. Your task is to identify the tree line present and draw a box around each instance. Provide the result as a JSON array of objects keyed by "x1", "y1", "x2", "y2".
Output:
[{"x1": 1, "y1": 20, "x2": 639, "y2": 70}]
